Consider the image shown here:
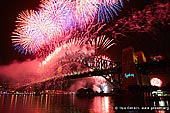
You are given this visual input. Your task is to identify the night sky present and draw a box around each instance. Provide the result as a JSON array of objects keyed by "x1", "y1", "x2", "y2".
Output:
[
  {"x1": 0, "y1": 0, "x2": 170, "y2": 65},
  {"x1": 0, "y1": 0, "x2": 40, "y2": 65}
]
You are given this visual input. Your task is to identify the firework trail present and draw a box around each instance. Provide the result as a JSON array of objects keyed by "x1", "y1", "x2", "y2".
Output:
[
  {"x1": 101, "y1": 1, "x2": 170, "y2": 43},
  {"x1": 70, "y1": 0, "x2": 127, "y2": 27},
  {"x1": 12, "y1": 0, "x2": 71, "y2": 54},
  {"x1": 10, "y1": 1, "x2": 170, "y2": 90},
  {"x1": 95, "y1": 0, "x2": 124, "y2": 23},
  {"x1": 70, "y1": 0, "x2": 98, "y2": 28},
  {"x1": 39, "y1": 0, "x2": 75, "y2": 30},
  {"x1": 39, "y1": 35, "x2": 114, "y2": 78},
  {"x1": 12, "y1": 0, "x2": 127, "y2": 55},
  {"x1": 12, "y1": 10, "x2": 65, "y2": 54},
  {"x1": 40, "y1": 35, "x2": 114, "y2": 67},
  {"x1": 39, "y1": 0, "x2": 127, "y2": 28},
  {"x1": 11, "y1": 0, "x2": 128, "y2": 88}
]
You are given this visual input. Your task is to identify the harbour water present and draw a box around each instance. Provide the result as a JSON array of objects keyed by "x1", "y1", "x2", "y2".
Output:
[{"x1": 0, "y1": 93, "x2": 169, "y2": 113}]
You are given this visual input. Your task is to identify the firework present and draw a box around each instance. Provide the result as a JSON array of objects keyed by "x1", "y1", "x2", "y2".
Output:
[
  {"x1": 92, "y1": 0, "x2": 128, "y2": 23},
  {"x1": 95, "y1": 0, "x2": 127, "y2": 23},
  {"x1": 40, "y1": 35, "x2": 114, "y2": 66},
  {"x1": 71, "y1": 0, "x2": 127, "y2": 27},
  {"x1": 12, "y1": 6, "x2": 66, "y2": 54},
  {"x1": 12, "y1": 0, "x2": 72, "y2": 54},
  {"x1": 12, "y1": 12, "x2": 55, "y2": 54},
  {"x1": 88, "y1": 35, "x2": 115, "y2": 54},
  {"x1": 12, "y1": 0, "x2": 126, "y2": 54},
  {"x1": 102, "y1": 1, "x2": 170, "y2": 43},
  {"x1": 39, "y1": 0, "x2": 128, "y2": 28},
  {"x1": 12, "y1": 10, "x2": 45, "y2": 54},
  {"x1": 70, "y1": 0, "x2": 98, "y2": 28},
  {"x1": 40, "y1": 0, "x2": 75, "y2": 30},
  {"x1": 39, "y1": 35, "x2": 114, "y2": 78}
]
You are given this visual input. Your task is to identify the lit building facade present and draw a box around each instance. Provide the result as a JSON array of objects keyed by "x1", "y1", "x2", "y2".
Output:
[{"x1": 121, "y1": 47, "x2": 149, "y2": 89}]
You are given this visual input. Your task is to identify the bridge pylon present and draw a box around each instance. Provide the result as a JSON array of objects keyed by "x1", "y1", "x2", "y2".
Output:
[
  {"x1": 102, "y1": 73, "x2": 122, "y2": 88},
  {"x1": 121, "y1": 47, "x2": 149, "y2": 90}
]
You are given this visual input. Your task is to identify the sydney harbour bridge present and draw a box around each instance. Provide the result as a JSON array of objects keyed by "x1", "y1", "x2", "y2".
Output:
[
  {"x1": 15, "y1": 47, "x2": 170, "y2": 93},
  {"x1": 11, "y1": 0, "x2": 170, "y2": 93}
]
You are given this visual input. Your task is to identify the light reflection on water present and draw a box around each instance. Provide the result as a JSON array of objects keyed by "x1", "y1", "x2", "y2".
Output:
[
  {"x1": 91, "y1": 96, "x2": 114, "y2": 113},
  {"x1": 0, "y1": 94, "x2": 169, "y2": 113}
]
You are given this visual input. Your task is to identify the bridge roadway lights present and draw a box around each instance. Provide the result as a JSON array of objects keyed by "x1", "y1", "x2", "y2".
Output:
[
  {"x1": 63, "y1": 67, "x2": 122, "y2": 88},
  {"x1": 15, "y1": 66, "x2": 122, "y2": 92}
]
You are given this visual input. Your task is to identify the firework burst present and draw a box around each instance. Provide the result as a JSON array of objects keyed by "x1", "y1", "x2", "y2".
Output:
[
  {"x1": 71, "y1": 0, "x2": 128, "y2": 27},
  {"x1": 88, "y1": 35, "x2": 115, "y2": 54},
  {"x1": 40, "y1": 0, "x2": 75, "y2": 30},
  {"x1": 96, "y1": 2, "x2": 120, "y2": 23},
  {"x1": 12, "y1": 0, "x2": 127, "y2": 55},
  {"x1": 39, "y1": 35, "x2": 115, "y2": 78},
  {"x1": 12, "y1": 10, "x2": 44, "y2": 54},
  {"x1": 12, "y1": 9, "x2": 65, "y2": 54},
  {"x1": 70, "y1": 0, "x2": 98, "y2": 28}
]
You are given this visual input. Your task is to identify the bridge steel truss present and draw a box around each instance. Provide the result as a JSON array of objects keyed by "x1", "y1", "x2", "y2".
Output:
[
  {"x1": 16, "y1": 58, "x2": 170, "y2": 93},
  {"x1": 15, "y1": 54, "x2": 125, "y2": 92},
  {"x1": 15, "y1": 67, "x2": 123, "y2": 92},
  {"x1": 69, "y1": 54, "x2": 115, "y2": 70}
]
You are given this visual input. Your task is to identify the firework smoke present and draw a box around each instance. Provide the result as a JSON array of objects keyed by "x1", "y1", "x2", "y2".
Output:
[
  {"x1": 10, "y1": 0, "x2": 129, "y2": 89},
  {"x1": 0, "y1": 59, "x2": 41, "y2": 87},
  {"x1": 8, "y1": 0, "x2": 170, "y2": 90},
  {"x1": 69, "y1": 77, "x2": 113, "y2": 93},
  {"x1": 38, "y1": 35, "x2": 114, "y2": 77}
]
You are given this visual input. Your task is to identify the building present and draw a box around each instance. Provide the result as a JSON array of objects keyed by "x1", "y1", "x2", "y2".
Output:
[
  {"x1": 121, "y1": 47, "x2": 148, "y2": 89},
  {"x1": 122, "y1": 47, "x2": 137, "y2": 74}
]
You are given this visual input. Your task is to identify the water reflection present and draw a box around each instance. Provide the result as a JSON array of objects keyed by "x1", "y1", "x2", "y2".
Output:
[
  {"x1": 154, "y1": 100, "x2": 169, "y2": 113},
  {"x1": 0, "y1": 94, "x2": 169, "y2": 113},
  {"x1": 91, "y1": 96, "x2": 114, "y2": 113}
]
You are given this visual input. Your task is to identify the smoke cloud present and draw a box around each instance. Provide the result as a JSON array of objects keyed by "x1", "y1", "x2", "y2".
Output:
[
  {"x1": 0, "y1": 59, "x2": 113, "y2": 92},
  {"x1": 0, "y1": 59, "x2": 41, "y2": 87},
  {"x1": 69, "y1": 77, "x2": 113, "y2": 93}
]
